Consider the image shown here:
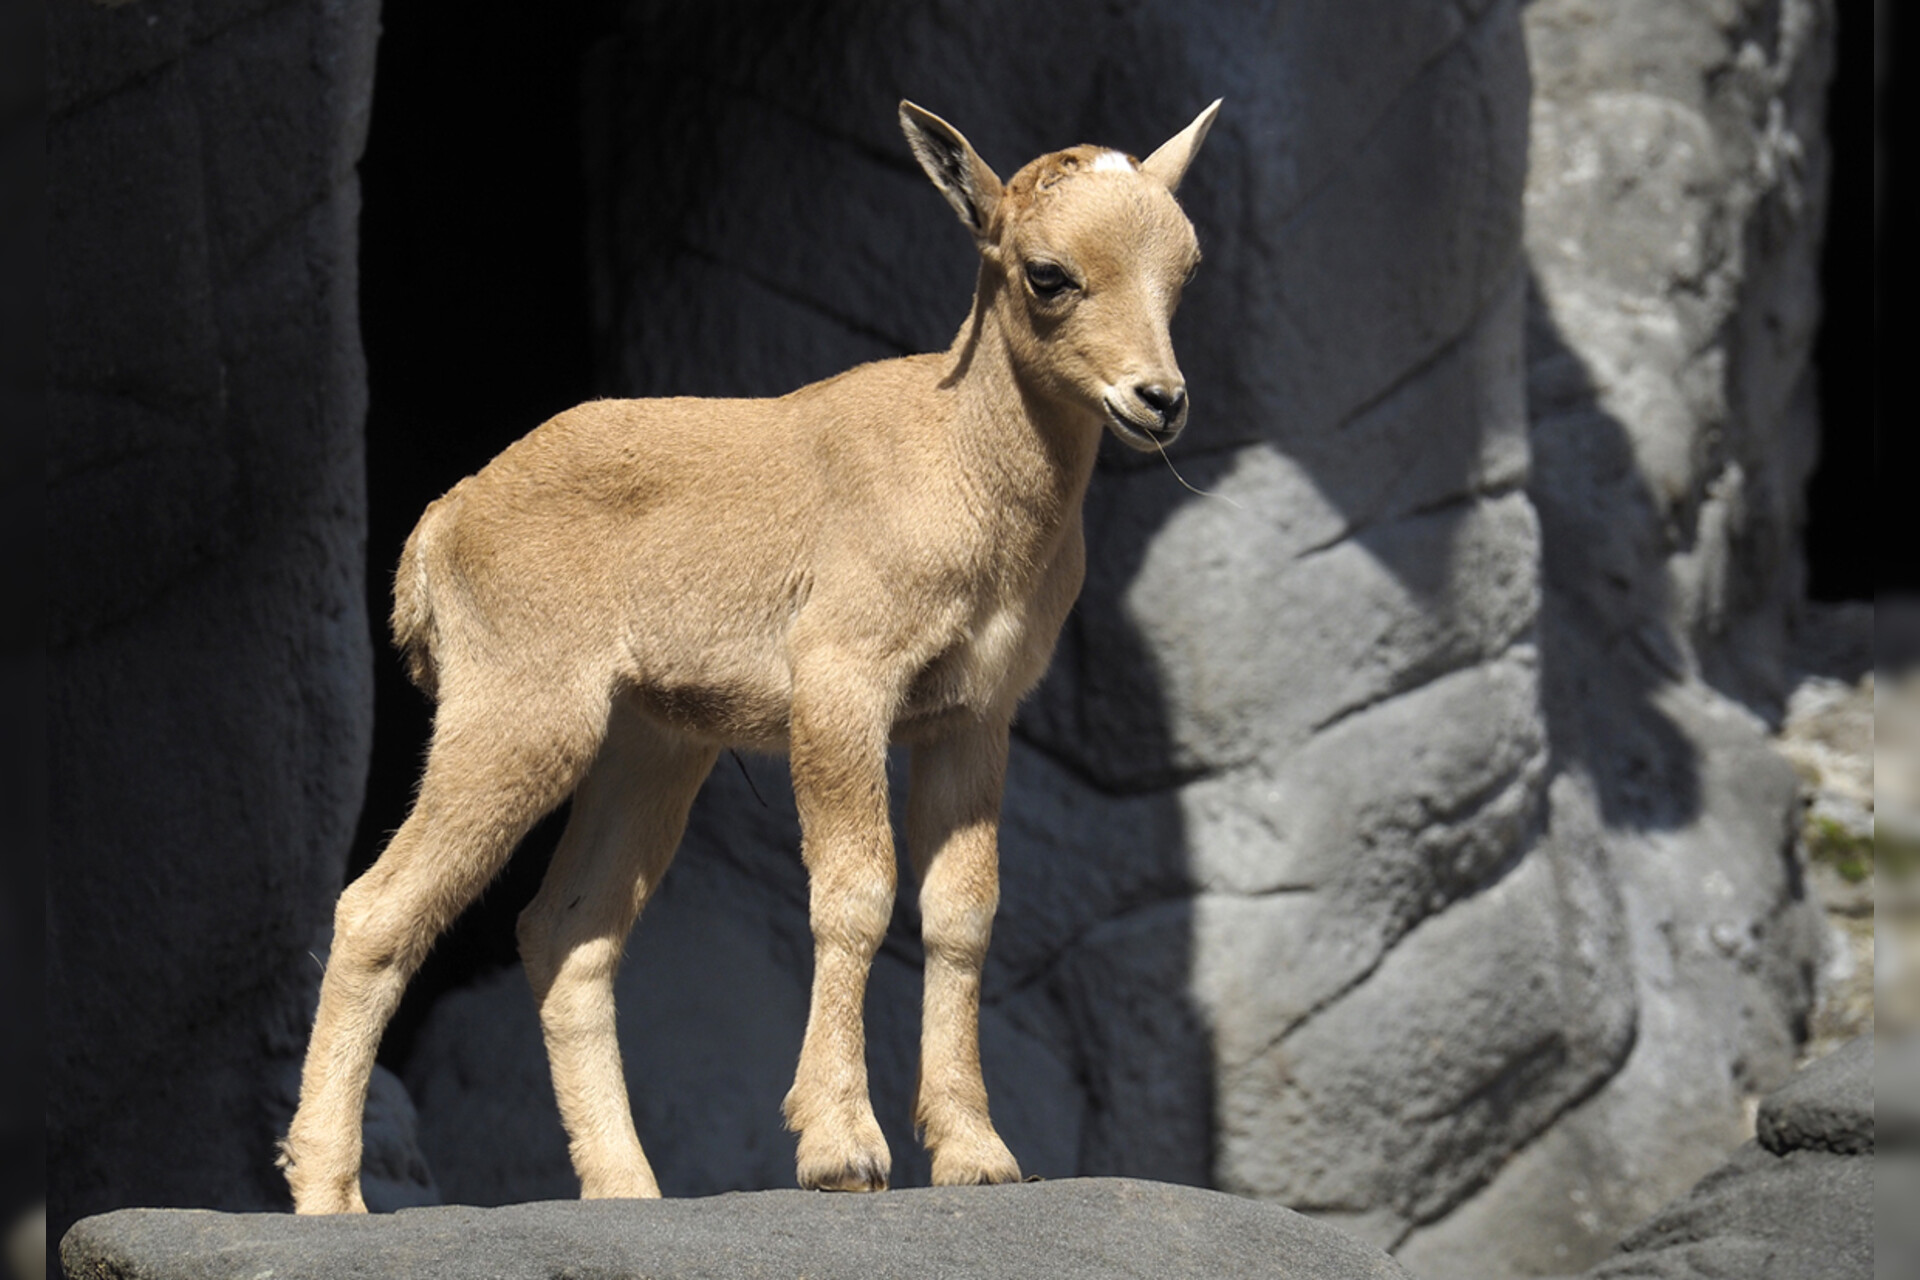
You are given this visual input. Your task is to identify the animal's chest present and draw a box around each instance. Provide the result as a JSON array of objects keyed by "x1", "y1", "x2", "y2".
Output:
[
  {"x1": 898, "y1": 603, "x2": 1042, "y2": 731},
  {"x1": 895, "y1": 534, "x2": 1081, "y2": 741}
]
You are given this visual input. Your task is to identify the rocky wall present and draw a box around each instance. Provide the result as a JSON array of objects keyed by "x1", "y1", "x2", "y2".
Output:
[
  {"x1": 1398, "y1": 2, "x2": 1835, "y2": 1273},
  {"x1": 47, "y1": 0, "x2": 379, "y2": 1245},
  {"x1": 39, "y1": 0, "x2": 1836, "y2": 1274}
]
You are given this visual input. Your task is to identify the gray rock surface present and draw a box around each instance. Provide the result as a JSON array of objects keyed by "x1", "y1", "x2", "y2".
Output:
[
  {"x1": 1776, "y1": 608, "x2": 1877, "y2": 1058},
  {"x1": 1522, "y1": 0, "x2": 1832, "y2": 711},
  {"x1": 59, "y1": 1179, "x2": 1411, "y2": 1280},
  {"x1": 1581, "y1": 1034, "x2": 1873, "y2": 1280},
  {"x1": 47, "y1": 0, "x2": 379, "y2": 1244}
]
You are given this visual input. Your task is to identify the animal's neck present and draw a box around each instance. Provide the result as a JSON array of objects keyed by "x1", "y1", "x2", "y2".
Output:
[{"x1": 938, "y1": 271, "x2": 1101, "y2": 543}]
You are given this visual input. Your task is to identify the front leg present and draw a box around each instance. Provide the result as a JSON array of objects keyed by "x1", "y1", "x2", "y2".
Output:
[
  {"x1": 782, "y1": 650, "x2": 899, "y2": 1192},
  {"x1": 907, "y1": 717, "x2": 1022, "y2": 1185}
]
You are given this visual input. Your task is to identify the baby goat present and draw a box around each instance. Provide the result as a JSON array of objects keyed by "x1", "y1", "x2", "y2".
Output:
[{"x1": 282, "y1": 98, "x2": 1220, "y2": 1212}]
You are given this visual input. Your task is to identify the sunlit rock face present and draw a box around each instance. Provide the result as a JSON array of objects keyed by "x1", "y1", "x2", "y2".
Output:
[{"x1": 1399, "y1": 2, "x2": 1836, "y2": 1273}]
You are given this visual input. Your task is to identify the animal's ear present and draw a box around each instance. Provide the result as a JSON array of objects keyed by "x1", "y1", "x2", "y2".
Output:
[
  {"x1": 1140, "y1": 99, "x2": 1223, "y2": 193},
  {"x1": 900, "y1": 101, "x2": 1004, "y2": 240}
]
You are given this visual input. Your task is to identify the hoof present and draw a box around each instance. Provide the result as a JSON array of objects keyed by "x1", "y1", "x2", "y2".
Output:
[
  {"x1": 930, "y1": 1132, "x2": 1022, "y2": 1186},
  {"x1": 282, "y1": 1157, "x2": 367, "y2": 1215},
  {"x1": 799, "y1": 1150, "x2": 890, "y2": 1192},
  {"x1": 278, "y1": 1132, "x2": 368, "y2": 1216},
  {"x1": 795, "y1": 1123, "x2": 891, "y2": 1193}
]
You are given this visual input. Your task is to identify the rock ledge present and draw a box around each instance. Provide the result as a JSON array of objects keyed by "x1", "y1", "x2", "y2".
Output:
[{"x1": 60, "y1": 1177, "x2": 1409, "y2": 1280}]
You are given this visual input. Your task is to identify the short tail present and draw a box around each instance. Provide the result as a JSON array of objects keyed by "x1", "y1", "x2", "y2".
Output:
[{"x1": 391, "y1": 496, "x2": 451, "y2": 699}]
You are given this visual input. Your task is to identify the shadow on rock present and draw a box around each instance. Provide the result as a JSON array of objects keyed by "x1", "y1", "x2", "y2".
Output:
[{"x1": 1525, "y1": 273, "x2": 1703, "y2": 833}]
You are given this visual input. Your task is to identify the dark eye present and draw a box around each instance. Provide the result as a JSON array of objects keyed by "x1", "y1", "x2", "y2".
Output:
[{"x1": 1025, "y1": 261, "x2": 1072, "y2": 298}]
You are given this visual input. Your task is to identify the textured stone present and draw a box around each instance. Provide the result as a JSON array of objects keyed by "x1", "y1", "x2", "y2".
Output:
[
  {"x1": 1583, "y1": 1143, "x2": 1870, "y2": 1280},
  {"x1": 1398, "y1": 679, "x2": 1825, "y2": 1277},
  {"x1": 1187, "y1": 648, "x2": 1552, "y2": 1066},
  {"x1": 1395, "y1": 4, "x2": 1835, "y2": 1273},
  {"x1": 61, "y1": 1180, "x2": 1412, "y2": 1280},
  {"x1": 1214, "y1": 774, "x2": 1634, "y2": 1247},
  {"x1": 990, "y1": 740, "x2": 1189, "y2": 991},
  {"x1": 1041, "y1": 478, "x2": 1542, "y2": 786},
  {"x1": 1524, "y1": 0, "x2": 1832, "y2": 709},
  {"x1": 1225, "y1": 5, "x2": 1528, "y2": 453},
  {"x1": 1046, "y1": 902, "x2": 1214, "y2": 1186}
]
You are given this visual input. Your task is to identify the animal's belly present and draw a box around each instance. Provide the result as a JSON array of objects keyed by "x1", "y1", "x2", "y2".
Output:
[
  {"x1": 632, "y1": 681, "x2": 790, "y2": 749},
  {"x1": 624, "y1": 631, "x2": 794, "y2": 750}
]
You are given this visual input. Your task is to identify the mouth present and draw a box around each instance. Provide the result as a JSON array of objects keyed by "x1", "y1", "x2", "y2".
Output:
[{"x1": 1101, "y1": 395, "x2": 1182, "y2": 452}]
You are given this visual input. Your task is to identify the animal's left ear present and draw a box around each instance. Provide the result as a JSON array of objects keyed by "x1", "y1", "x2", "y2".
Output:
[{"x1": 1140, "y1": 99, "x2": 1223, "y2": 193}]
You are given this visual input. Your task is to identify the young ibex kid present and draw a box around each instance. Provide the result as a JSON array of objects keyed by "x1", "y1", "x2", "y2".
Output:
[{"x1": 282, "y1": 98, "x2": 1220, "y2": 1213}]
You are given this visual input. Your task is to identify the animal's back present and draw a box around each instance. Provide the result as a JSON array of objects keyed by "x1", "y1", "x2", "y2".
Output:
[{"x1": 387, "y1": 357, "x2": 951, "y2": 736}]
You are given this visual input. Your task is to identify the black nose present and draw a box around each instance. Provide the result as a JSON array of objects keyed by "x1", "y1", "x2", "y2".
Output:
[{"x1": 1136, "y1": 384, "x2": 1187, "y2": 426}]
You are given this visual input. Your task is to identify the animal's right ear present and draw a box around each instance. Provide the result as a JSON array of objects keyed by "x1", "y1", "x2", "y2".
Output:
[
  {"x1": 900, "y1": 101, "x2": 1004, "y2": 241},
  {"x1": 1141, "y1": 99, "x2": 1223, "y2": 193}
]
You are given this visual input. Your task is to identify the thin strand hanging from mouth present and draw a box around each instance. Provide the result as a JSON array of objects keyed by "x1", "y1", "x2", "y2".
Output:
[{"x1": 1151, "y1": 434, "x2": 1243, "y2": 509}]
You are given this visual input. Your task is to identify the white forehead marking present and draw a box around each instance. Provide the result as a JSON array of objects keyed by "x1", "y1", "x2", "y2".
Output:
[{"x1": 1090, "y1": 150, "x2": 1134, "y2": 173}]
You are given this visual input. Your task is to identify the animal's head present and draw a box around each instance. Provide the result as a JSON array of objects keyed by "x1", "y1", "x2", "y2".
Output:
[{"x1": 900, "y1": 99, "x2": 1220, "y2": 452}]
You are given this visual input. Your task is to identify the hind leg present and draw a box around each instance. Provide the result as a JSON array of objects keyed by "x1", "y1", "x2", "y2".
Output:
[
  {"x1": 516, "y1": 705, "x2": 717, "y2": 1199},
  {"x1": 281, "y1": 686, "x2": 605, "y2": 1214}
]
